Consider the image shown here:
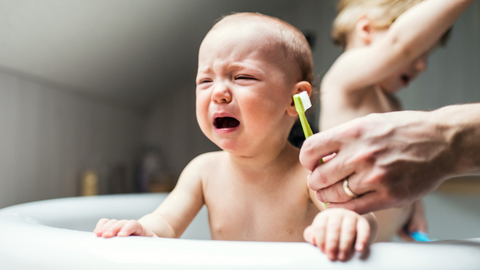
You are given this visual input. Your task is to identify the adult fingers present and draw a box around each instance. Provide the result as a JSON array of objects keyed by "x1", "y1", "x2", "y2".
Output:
[
  {"x1": 355, "y1": 217, "x2": 371, "y2": 252},
  {"x1": 306, "y1": 151, "x2": 355, "y2": 192},
  {"x1": 326, "y1": 192, "x2": 392, "y2": 215},
  {"x1": 300, "y1": 131, "x2": 341, "y2": 171},
  {"x1": 314, "y1": 173, "x2": 372, "y2": 204},
  {"x1": 314, "y1": 180, "x2": 348, "y2": 204},
  {"x1": 338, "y1": 216, "x2": 356, "y2": 261}
]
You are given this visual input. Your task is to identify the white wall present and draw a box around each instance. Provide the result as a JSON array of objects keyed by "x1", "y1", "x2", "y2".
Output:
[
  {"x1": 0, "y1": 71, "x2": 145, "y2": 208},
  {"x1": 143, "y1": 87, "x2": 219, "y2": 178},
  {"x1": 424, "y1": 192, "x2": 480, "y2": 240}
]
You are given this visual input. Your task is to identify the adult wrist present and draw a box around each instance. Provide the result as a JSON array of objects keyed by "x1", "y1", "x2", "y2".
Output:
[{"x1": 430, "y1": 104, "x2": 480, "y2": 178}]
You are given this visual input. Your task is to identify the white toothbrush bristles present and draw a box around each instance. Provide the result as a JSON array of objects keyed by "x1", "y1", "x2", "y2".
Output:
[{"x1": 299, "y1": 91, "x2": 311, "y2": 111}]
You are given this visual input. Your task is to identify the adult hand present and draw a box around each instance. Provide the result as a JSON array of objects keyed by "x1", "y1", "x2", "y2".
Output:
[{"x1": 300, "y1": 104, "x2": 480, "y2": 214}]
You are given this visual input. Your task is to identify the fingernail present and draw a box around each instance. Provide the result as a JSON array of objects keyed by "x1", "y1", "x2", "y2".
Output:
[
  {"x1": 338, "y1": 251, "x2": 345, "y2": 261},
  {"x1": 356, "y1": 243, "x2": 364, "y2": 251}
]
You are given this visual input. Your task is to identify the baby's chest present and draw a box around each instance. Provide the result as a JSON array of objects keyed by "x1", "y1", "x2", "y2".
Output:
[
  {"x1": 368, "y1": 88, "x2": 401, "y2": 112},
  {"x1": 204, "y1": 188, "x2": 318, "y2": 241}
]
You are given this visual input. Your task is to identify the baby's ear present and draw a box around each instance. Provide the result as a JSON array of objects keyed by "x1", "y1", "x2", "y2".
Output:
[
  {"x1": 287, "y1": 81, "x2": 312, "y2": 116},
  {"x1": 355, "y1": 16, "x2": 376, "y2": 45}
]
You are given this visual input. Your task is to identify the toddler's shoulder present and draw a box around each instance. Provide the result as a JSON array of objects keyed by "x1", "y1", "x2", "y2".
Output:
[
  {"x1": 178, "y1": 151, "x2": 225, "y2": 184},
  {"x1": 187, "y1": 151, "x2": 225, "y2": 168}
]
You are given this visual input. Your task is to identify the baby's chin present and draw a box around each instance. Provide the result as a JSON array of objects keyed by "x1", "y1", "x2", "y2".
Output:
[{"x1": 211, "y1": 138, "x2": 243, "y2": 153}]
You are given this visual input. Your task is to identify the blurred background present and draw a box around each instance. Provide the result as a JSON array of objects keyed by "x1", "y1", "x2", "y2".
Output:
[{"x1": 0, "y1": 0, "x2": 479, "y2": 240}]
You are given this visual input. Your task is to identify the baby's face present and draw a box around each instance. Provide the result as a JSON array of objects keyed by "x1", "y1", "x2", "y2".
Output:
[
  {"x1": 195, "y1": 23, "x2": 298, "y2": 155},
  {"x1": 373, "y1": 29, "x2": 433, "y2": 93},
  {"x1": 379, "y1": 52, "x2": 429, "y2": 93}
]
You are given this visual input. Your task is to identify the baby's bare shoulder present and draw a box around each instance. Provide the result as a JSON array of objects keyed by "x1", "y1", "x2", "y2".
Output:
[
  {"x1": 177, "y1": 151, "x2": 225, "y2": 188},
  {"x1": 189, "y1": 151, "x2": 225, "y2": 166}
]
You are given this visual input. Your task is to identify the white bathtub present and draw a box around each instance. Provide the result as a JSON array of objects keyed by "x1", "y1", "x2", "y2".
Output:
[{"x1": 0, "y1": 193, "x2": 479, "y2": 270}]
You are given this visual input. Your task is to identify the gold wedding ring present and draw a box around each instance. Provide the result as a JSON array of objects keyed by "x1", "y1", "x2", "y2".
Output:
[{"x1": 343, "y1": 177, "x2": 358, "y2": 198}]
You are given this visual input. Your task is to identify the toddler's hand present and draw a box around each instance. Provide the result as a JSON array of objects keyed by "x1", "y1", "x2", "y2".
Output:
[
  {"x1": 398, "y1": 200, "x2": 428, "y2": 241},
  {"x1": 94, "y1": 218, "x2": 156, "y2": 238},
  {"x1": 304, "y1": 209, "x2": 371, "y2": 261}
]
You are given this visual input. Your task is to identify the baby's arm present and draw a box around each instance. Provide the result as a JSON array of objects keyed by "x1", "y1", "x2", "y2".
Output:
[
  {"x1": 398, "y1": 200, "x2": 428, "y2": 241},
  {"x1": 94, "y1": 155, "x2": 206, "y2": 238},
  {"x1": 324, "y1": 0, "x2": 473, "y2": 91},
  {"x1": 306, "y1": 190, "x2": 378, "y2": 261}
]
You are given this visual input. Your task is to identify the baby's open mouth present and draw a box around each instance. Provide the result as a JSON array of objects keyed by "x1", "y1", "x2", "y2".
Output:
[
  {"x1": 214, "y1": 117, "x2": 240, "y2": 129},
  {"x1": 401, "y1": 74, "x2": 410, "y2": 84}
]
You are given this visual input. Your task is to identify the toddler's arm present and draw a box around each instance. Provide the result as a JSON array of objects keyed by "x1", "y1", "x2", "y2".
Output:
[
  {"x1": 304, "y1": 209, "x2": 377, "y2": 261},
  {"x1": 398, "y1": 200, "x2": 428, "y2": 241},
  {"x1": 324, "y1": 0, "x2": 473, "y2": 92},
  {"x1": 94, "y1": 155, "x2": 206, "y2": 238}
]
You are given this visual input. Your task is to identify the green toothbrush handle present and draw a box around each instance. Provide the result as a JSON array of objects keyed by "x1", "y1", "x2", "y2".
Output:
[
  {"x1": 298, "y1": 113, "x2": 313, "y2": 138},
  {"x1": 299, "y1": 113, "x2": 328, "y2": 209},
  {"x1": 299, "y1": 113, "x2": 324, "y2": 165}
]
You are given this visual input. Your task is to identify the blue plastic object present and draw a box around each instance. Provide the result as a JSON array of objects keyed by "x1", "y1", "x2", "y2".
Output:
[{"x1": 410, "y1": 231, "x2": 433, "y2": 242}]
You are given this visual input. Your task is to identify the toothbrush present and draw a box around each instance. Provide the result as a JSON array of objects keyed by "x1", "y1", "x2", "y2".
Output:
[
  {"x1": 293, "y1": 91, "x2": 327, "y2": 209},
  {"x1": 293, "y1": 91, "x2": 323, "y2": 164}
]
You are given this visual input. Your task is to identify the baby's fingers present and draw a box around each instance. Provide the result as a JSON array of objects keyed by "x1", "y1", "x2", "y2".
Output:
[
  {"x1": 337, "y1": 216, "x2": 356, "y2": 261},
  {"x1": 355, "y1": 217, "x2": 370, "y2": 252},
  {"x1": 303, "y1": 225, "x2": 315, "y2": 245},
  {"x1": 312, "y1": 215, "x2": 328, "y2": 253},
  {"x1": 95, "y1": 219, "x2": 118, "y2": 237},
  {"x1": 101, "y1": 219, "x2": 127, "y2": 238},
  {"x1": 118, "y1": 220, "x2": 146, "y2": 237},
  {"x1": 325, "y1": 216, "x2": 342, "y2": 261},
  {"x1": 94, "y1": 218, "x2": 110, "y2": 236}
]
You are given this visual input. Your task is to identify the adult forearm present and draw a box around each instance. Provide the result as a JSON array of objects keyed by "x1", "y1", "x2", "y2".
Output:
[{"x1": 432, "y1": 103, "x2": 480, "y2": 177}]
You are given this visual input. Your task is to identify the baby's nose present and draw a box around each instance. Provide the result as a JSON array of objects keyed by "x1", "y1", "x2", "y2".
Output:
[{"x1": 211, "y1": 83, "x2": 232, "y2": 104}]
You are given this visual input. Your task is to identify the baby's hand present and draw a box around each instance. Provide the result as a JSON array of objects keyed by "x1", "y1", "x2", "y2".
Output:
[
  {"x1": 304, "y1": 209, "x2": 371, "y2": 261},
  {"x1": 399, "y1": 200, "x2": 428, "y2": 241},
  {"x1": 94, "y1": 218, "x2": 156, "y2": 238}
]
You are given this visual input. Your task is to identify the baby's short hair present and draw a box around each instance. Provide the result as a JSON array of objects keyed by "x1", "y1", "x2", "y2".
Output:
[
  {"x1": 211, "y1": 13, "x2": 314, "y2": 85},
  {"x1": 332, "y1": 0, "x2": 451, "y2": 47}
]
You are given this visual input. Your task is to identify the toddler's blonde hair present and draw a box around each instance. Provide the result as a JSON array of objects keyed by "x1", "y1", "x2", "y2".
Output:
[{"x1": 332, "y1": 0, "x2": 450, "y2": 47}]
